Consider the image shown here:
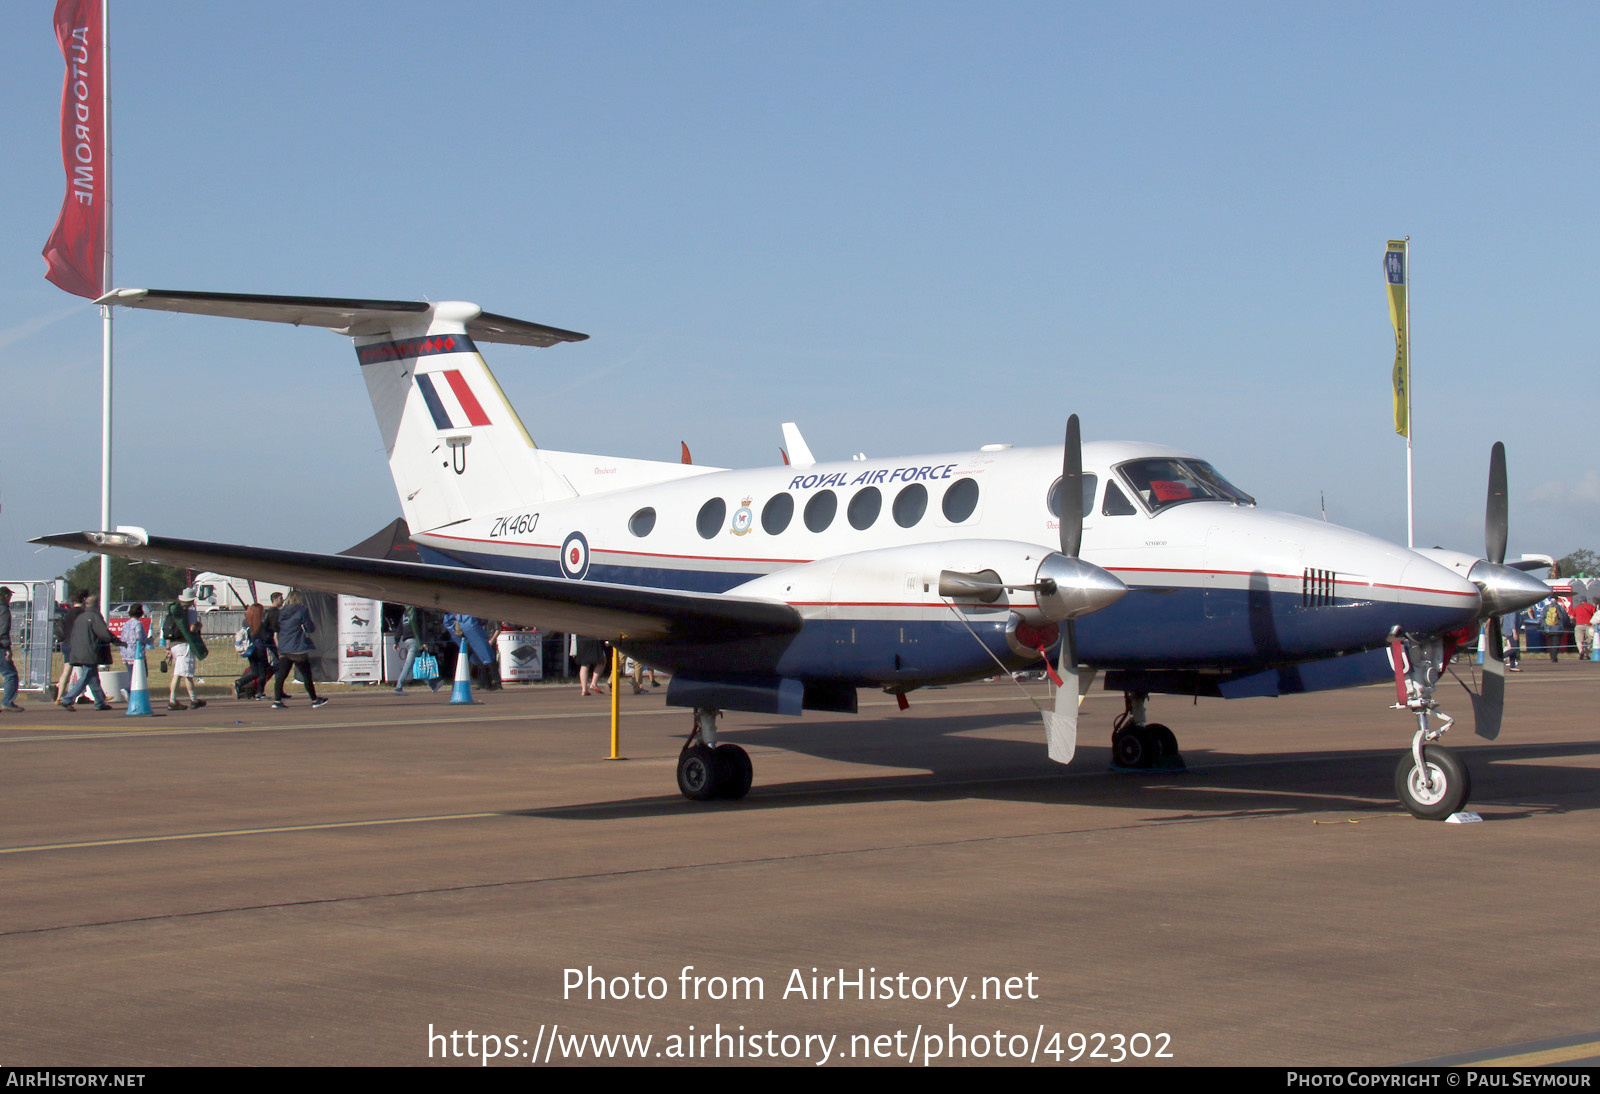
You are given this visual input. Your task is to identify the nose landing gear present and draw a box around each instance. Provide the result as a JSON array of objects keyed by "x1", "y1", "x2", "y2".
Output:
[{"x1": 1389, "y1": 636, "x2": 1472, "y2": 820}]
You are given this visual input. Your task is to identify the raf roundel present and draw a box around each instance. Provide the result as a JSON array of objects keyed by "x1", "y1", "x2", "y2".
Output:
[{"x1": 559, "y1": 531, "x2": 591, "y2": 580}]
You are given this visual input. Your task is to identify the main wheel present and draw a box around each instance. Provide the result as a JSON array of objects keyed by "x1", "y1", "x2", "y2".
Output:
[
  {"x1": 713, "y1": 743, "x2": 753, "y2": 800},
  {"x1": 1394, "y1": 744, "x2": 1471, "y2": 820},
  {"x1": 1146, "y1": 723, "x2": 1179, "y2": 764},
  {"x1": 677, "y1": 743, "x2": 720, "y2": 801},
  {"x1": 1112, "y1": 725, "x2": 1155, "y2": 769}
]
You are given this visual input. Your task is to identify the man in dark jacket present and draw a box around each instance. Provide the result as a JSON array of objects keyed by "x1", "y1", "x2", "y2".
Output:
[
  {"x1": 59, "y1": 593, "x2": 113, "y2": 711},
  {"x1": 52, "y1": 590, "x2": 87, "y2": 701},
  {"x1": 0, "y1": 586, "x2": 22, "y2": 712}
]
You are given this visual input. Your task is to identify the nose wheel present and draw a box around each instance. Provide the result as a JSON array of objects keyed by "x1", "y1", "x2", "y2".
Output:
[{"x1": 1394, "y1": 743, "x2": 1470, "y2": 820}]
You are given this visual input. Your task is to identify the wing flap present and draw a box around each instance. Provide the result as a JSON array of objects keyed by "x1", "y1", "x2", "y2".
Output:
[{"x1": 35, "y1": 532, "x2": 798, "y2": 643}]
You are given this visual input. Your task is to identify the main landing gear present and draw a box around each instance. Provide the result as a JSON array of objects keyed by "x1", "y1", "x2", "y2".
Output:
[
  {"x1": 1390, "y1": 635, "x2": 1472, "y2": 820},
  {"x1": 677, "y1": 708, "x2": 753, "y2": 802},
  {"x1": 1110, "y1": 693, "x2": 1184, "y2": 771}
]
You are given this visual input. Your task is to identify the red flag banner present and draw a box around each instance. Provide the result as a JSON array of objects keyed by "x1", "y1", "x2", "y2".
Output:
[{"x1": 42, "y1": 0, "x2": 106, "y2": 300}]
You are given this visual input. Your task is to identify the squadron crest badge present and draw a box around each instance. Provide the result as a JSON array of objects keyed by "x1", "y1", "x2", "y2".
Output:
[{"x1": 730, "y1": 498, "x2": 754, "y2": 536}]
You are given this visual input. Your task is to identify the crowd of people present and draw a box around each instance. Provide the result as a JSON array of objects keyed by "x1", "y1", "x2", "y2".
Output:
[
  {"x1": 11, "y1": 588, "x2": 664, "y2": 714},
  {"x1": 1498, "y1": 595, "x2": 1596, "y2": 668},
  {"x1": 34, "y1": 587, "x2": 330, "y2": 712}
]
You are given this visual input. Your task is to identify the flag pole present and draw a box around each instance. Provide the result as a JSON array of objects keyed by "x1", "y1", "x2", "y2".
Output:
[
  {"x1": 1401, "y1": 236, "x2": 1414, "y2": 550},
  {"x1": 98, "y1": 0, "x2": 113, "y2": 611},
  {"x1": 1385, "y1": 237, "x2": 1412, "y2": 548}
]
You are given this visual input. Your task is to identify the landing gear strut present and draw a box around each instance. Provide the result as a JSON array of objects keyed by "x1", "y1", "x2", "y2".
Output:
[
  {"x1": 1390, "y1": 636, "x2": 1472, "y2": 819},
  {"x1": 677, "y1": 708, "x2": 753, "y2": 802},
  {"x1": 1110, "y1": 693, "x2": 1184, "y2": 771}
]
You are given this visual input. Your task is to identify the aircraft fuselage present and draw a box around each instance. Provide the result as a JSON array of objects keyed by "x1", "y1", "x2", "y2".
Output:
[{"x1": 412, "y1": 440, "x2": 1481, "y2": 698}]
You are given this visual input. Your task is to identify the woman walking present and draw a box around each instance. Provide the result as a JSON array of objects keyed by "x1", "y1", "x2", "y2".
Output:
[
  {"x1": 233, "y1": 603, "x2": 272, "y2": 700},
  {"x1": 271, "y1": 591, "x2": 328, "y2": 710}
]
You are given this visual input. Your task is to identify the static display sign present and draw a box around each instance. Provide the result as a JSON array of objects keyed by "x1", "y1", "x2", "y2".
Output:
[
  {"x1": 497, "y1": 630, "x2": 543, "y2": 681},
  {"x1": 338, "y1": 596, "x2": 383, "y2": 682}
]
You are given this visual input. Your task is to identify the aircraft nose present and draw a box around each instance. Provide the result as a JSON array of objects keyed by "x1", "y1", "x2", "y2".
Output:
[{"x1": 1396, "y1": 553, "x2": 1483, "y2": 629}]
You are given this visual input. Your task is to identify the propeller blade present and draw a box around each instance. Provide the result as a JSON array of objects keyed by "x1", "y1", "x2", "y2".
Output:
[
  {"x1": 1472, "y1": 647, "x2": 1505, "y2": 740},
  {"x1": 1043, "y1": 621, "x2": 1078, "y2": 763},
  {"x1": 1486, "y1": 441, "x2": 1507, "y2": 566},
  {"x1": 1471, "y1": 443, "x2": 1509, "y2": 740},
  {"x1": 1062, "y1": 415, "x2": 1083, "y2": 559}
]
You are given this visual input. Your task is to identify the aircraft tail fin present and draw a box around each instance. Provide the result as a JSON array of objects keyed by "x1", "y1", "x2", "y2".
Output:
[{"x1": 98, "y1": 289, "x2": 589, "y2": 533}]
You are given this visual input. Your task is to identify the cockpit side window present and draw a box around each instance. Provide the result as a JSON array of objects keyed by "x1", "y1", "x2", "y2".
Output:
[{"x1": 1102, "y1": 481, "x2": 1137, "y2": 516}]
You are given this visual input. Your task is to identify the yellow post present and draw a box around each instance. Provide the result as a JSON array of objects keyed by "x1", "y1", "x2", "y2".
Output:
[{"x1": 608, "y1": 645, "x2": 623, "y2": 759}]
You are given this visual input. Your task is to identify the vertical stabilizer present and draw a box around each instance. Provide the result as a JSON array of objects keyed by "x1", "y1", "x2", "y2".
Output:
[{"x1": 354, "y1": 302, "x2": 575, "y2": 532}]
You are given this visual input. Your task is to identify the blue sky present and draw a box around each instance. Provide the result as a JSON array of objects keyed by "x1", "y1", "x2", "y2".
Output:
[{"x1": 3, "y1": 1, "x2": 1596, "y2": 581}]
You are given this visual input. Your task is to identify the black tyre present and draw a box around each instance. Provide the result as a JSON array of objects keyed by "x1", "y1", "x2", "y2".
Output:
[
  {"x1": 1112, "y1": 726, "x2": 1154, "y2": 769},
  {"x1": 677, "y1": 743, "x2": 720, "y2": 801},
  {"x1": 713, "y1": 743, "x2": 753, "y2": 801},
  {"x1": 1394, "y1": 744, "x2": 1471, "y2": 820},
  {"x1": 1146, "y1": 723, "x2": 1179, "y2": 763}
]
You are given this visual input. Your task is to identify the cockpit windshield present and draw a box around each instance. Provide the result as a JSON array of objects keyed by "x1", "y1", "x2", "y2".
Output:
[{"x1": 1116, "y1": 458, "x2": 1255, "y2": 513}]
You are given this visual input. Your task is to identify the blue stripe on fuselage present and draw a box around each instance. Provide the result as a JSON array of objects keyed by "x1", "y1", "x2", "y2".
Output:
[
  {"x1": 415, "y1": 543, "x2": 1463, "y2": 676},
  {"x1": 418, "y1": 543, "x2": 754, "y2": 593}
]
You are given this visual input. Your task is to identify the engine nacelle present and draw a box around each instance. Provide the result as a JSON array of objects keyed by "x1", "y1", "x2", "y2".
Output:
[{"x1": 730, "y1": 539, "x2": 1126, "y2": 625}]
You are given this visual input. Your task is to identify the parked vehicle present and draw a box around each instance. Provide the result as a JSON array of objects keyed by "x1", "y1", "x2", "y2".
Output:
[{"x1": 190, "y1": 573, "x2": 292, "y2": 613}]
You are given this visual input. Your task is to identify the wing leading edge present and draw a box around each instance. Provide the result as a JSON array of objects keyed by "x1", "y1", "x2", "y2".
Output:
[{"x1": 33, "y1": 532, "x2": 800, "y2": 643}]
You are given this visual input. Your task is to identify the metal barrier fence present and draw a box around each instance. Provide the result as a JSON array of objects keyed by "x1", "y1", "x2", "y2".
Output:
[{"x1": 2, "y1": 583, "x2": 57, "y2": 693}]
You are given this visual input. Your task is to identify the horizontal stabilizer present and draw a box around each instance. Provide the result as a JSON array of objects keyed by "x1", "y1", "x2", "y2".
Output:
[
  {"x1": 96, "y1": 288, "x2": 588, "y2": 348},
  {"x1": 35, "y1": 531, "x2": 799, "y2": 643}
]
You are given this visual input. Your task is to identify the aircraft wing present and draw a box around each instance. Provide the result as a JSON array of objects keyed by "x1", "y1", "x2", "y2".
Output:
[{"x1": 34, "y1": 532, "x2": 800, "y2": 643}]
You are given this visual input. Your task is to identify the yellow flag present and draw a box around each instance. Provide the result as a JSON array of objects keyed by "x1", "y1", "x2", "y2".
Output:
[{"x1": 1385, "y1": 240, "x2": 1408, "y2": 437}]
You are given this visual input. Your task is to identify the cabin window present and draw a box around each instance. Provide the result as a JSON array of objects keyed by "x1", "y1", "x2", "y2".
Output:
[
  {"x1": 942, "y1": 477, "x2": 980, "y2": 523},
  {"x1": 893, "y1": 483, "x2": 928, "y2": 528},
  {"x1": 696, "y1": 497, "x2": 726, "y2": 539},
  {"x1": 762, "y1": 492, "x2": 794, "y2": 534},
  {"x1": 628, "y1": 507, "x2": 656, "y2": 537},
  {"x1": 1046, "y1": 474, "x2": 1099, "y2": 520},
  {"x1": 1102, "y1": 481, "x2": 1137, "y2": 516},
  {"x1": 847, "y1": 487, "x2": 882, "y2": 530},
  {"x1": 804, "y1": 489, "x2": 838, "y2": 532}
]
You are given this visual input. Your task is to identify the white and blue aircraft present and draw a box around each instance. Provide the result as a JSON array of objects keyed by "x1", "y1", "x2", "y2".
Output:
[{"x1": 38, "y1": 289, "x2": 1551, "y2": 817}]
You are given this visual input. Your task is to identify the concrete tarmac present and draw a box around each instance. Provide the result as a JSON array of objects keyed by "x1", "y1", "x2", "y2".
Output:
[{"x1": 1, "y1": 663, "x2": 1596, "y2": 1067}]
